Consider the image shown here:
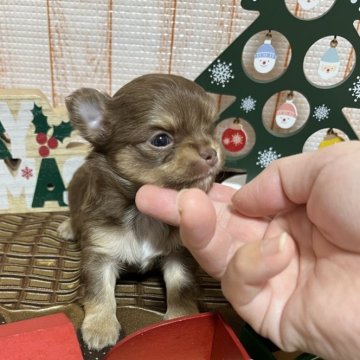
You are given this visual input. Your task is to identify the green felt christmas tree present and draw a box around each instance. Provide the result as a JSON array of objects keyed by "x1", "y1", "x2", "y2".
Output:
[{"x1": 196, "y1": 0, "x2": 360, "y2": 181}]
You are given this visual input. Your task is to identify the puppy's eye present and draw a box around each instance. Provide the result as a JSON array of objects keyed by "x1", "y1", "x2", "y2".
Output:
[{"x1": 150, "y1": 133, "x2": 173, "y2": 148}]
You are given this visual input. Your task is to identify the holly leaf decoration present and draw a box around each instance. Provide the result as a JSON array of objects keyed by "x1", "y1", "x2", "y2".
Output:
[
  {"x1": 52, "y1": 121, "x2": 73, "y2": 143},
  {"x1": 31, "y1": 104, "x2": 51, "y2": 134}
]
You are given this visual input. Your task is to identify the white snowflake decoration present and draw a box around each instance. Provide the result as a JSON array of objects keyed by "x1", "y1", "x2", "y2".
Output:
[
  {"x1": 350, "y1": 0, "x2": 360, "y2": 10},
  {"x1": 256, "y1": 147, "x2": 281, "y2": 168},
  {"x1": 208, "y1": 59, "x2": 234, "y2": 87},
  {"x1": 313, "y1": 104, "x2": 330, "y2": 121},
  {"x1": 240, "y1": 96, "x2": 257, "y2": 113},
  {"x1": 349, "y1": 75, "x2": 360, "y2": 102},
  {"x1": 223, "y1": 137, "x2": 231, "y2": 146},
  {"x1": 231, "y1": 133, "x2": 243, "y2": 146}
]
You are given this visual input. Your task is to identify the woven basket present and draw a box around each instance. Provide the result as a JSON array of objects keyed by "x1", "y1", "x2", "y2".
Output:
[{"x1": 0, "y1": 212, "x2": 228, "y2": 322}]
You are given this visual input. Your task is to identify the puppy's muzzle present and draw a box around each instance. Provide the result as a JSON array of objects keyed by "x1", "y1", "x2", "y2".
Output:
[{"x1": 199, "y1": 147, "x2": 218, "y2": 167}]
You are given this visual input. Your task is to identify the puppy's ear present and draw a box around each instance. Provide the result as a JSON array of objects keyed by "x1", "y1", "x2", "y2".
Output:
[{"x1": 65, "y1": 88, "x2": 111, "y2": 144}]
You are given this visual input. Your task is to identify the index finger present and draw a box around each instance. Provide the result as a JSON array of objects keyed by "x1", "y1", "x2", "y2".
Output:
[{"x1": 232, "y1": 142, "x2": 360, "y2": 217}]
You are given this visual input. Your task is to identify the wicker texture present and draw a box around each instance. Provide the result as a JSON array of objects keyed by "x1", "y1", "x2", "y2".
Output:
[
  {"x1": 0, "y1": 213, "x2": 81, "y2": 309},
  {"x1": 0, "y1": 212, "x2": 227, "y2": 313}
]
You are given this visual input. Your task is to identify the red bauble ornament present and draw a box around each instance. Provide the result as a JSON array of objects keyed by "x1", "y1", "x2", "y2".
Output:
[{"x1": 221, "y1": 119, "x2": 247, "y2": 153}]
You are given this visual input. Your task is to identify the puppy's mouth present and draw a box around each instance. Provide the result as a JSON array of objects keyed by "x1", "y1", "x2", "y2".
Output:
[
  {"x1": 188, "y1": 174, "x2": 216, "y2": 193},
  {"x1": 161, "y1": 148, "x2": 223, "y2": 192},
  {"x1": 166, "y1": 167, "x2": 219, "y2": 193}
]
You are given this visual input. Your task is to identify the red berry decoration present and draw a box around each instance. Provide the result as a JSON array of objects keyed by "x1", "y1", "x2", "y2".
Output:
[
  {"x1": 47, "y1": 136, "x2": 58, "y2": 149},
  {"x1": 39, "y1": 145, "x2": 50, "y2": 158},
  {"x1": 36, "y1": 132, "x2": 47, "y2": 145}
]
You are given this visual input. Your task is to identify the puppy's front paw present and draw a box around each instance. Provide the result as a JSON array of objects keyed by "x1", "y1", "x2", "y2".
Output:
[
  {"x1": 82, "y1": 313, "x2": 121, "y2": 350},
  {"x1": 164, "y1": 302, "x2": 199, "y2": 320},
  {"x1": 57, "y1": 219, "x2": 75, "y2": 240}
]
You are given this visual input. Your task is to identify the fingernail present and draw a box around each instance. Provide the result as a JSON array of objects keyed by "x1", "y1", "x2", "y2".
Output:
[{"x1": 261, "y1": 232, "x2": 287, "y2": 256}]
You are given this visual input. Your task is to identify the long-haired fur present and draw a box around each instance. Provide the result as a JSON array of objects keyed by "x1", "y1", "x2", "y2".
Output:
[{"x1": 58, "y1": 74, "x2": 222, "y2": 350}]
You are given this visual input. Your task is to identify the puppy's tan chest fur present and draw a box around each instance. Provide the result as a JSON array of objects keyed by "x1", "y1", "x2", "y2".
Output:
[{"x1": 88, "y1": 212, "x2": 178, "y2": 271}]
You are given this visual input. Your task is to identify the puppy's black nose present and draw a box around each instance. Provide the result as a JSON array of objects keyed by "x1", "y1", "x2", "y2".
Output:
[{"x1": 200, "y1": 148, "x2": 218, "y2": 167}]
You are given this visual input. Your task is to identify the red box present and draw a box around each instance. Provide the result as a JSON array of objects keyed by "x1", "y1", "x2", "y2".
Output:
[
  {"x1": 106, "y1": 312, "x2": 250, "y2": 360},
  {"x1": 0, "y1": 313, "x2": 83, "y2": 360}
]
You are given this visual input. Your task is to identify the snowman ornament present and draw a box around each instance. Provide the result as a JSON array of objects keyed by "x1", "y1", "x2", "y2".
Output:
[
  {"x1": 275, "y1": 99, "x2": 298, "y2": 129},
  {"x1": 318, "y1": 38, "x2": 340, "y2": 80},
  {"x1": 253, "y1": 32, "x2": 277, "y2": 74},
  {"x1": 297, "y1": 0, "x2": 321, "y2": 11}
]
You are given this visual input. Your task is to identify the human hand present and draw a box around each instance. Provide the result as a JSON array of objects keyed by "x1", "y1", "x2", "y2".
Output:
[{"x1": 135, "y1": 141, "x2": 360, "y2": 360}]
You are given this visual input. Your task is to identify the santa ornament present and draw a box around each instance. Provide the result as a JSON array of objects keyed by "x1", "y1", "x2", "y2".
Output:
[
  {"x1": 297, "y1": 0, "x2": 321, "y2": 11},
  {"x1": 220, "y1": 118, "x2": 247, "y2": 156},
  {"x1": 275, "y1": 94, "x2": 298, "y2": 129},
  {"x1": 318, "y1": 37, "x2": 340, "y2": 80},
  {"x1": 253, "y1": 31, "x2": 277, "y2": 74}
]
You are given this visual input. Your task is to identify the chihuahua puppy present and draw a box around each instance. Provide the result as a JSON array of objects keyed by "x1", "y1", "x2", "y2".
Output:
[{"x1": 58, "y1": 74, "x2": 222, "y2": 350}]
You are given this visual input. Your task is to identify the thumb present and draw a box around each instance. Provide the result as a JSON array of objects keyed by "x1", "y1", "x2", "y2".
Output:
[
  {"x1": 221, "y1": 232, "x2": 294, "y2": 308},
  {"x1": 177, "y1": 188, "x2": 227, "y2": 278}
]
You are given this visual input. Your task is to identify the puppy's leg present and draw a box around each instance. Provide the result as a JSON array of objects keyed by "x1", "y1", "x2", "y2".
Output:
[
  {"x1": 81, "y1": 251, "x2": 120, "y2": 350},
  {"x1": 57, "y1": 218, "x2": 75, "y2": 240},
  {"x1": 162, "y1": 250, "x2": 199, "y2": 319}
]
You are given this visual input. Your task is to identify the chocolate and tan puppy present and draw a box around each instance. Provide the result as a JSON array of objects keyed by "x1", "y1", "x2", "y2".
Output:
[{"x1": 58, "y1": 74, "x2": 222, "y2": 350}]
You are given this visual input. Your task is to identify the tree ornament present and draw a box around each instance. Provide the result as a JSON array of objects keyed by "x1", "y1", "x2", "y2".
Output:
[
  {"x1": 253, "y1": 31, "x2": 277, "y2": 74},
  {"x1": 318, "y1": 37, "x2": 340, "y2": 80},
  {"x1": 275, "y1": 93, "x2": 298, "y2": 129},
  {"x1": 221, "y1": 118, "x2": 247, "y2": 156},
  {"x1": 297, "y1": 0, "x2": 321, "y2": 11},
  {"x1": 318, "y1": 128, "x2": 345, "y2": 149}
]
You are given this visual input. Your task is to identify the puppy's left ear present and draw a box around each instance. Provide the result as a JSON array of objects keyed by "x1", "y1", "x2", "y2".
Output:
[{"x1": 65, "y1": 88, "x2": 111, "y2": 145}]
